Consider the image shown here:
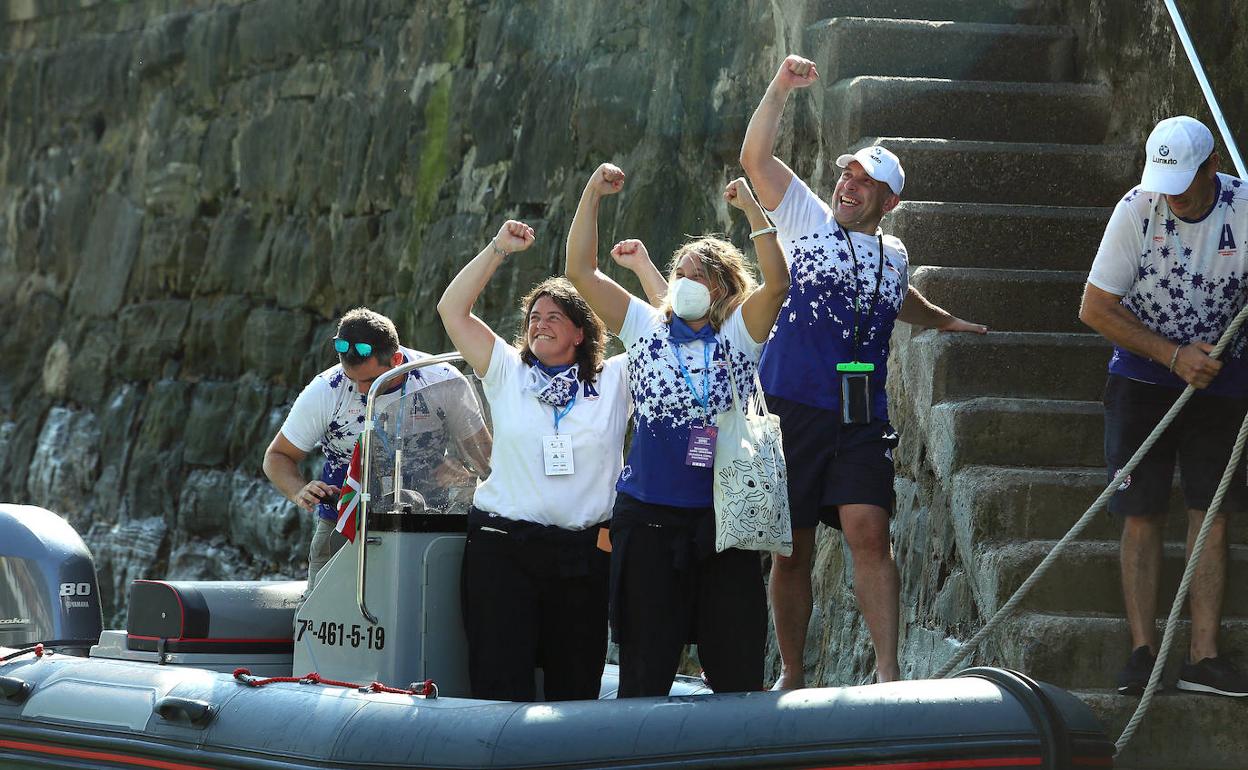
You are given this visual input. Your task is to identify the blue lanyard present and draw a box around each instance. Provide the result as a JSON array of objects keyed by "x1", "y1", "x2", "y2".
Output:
[
  {"x1": 668, "y1": 339, "x2": 714, "y2": 421},
  {"x1": 552, "y1": 395, "x2": 576, "y2": 434}
]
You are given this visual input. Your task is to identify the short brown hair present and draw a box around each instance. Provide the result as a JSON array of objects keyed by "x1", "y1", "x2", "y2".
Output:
[
  {"x1": 660, "y1": 236, "x2": 758, "y2": 330},
  {"x1": 514, "y1": 277, "x2": 606, "y2": 383},
  {"x1": 336, "y1": 307, "x2": 400, "y2": 365}
]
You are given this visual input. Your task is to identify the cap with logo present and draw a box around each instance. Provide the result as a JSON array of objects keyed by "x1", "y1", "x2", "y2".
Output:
[
  {"x1": 1139, "y1": 116, "x2": 1215, "y2": 195},
  {"x1": 835, "y1": 145, "x2": 905, "y2": 196}
]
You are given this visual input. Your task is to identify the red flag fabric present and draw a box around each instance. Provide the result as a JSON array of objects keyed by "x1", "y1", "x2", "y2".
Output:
[{"x1": 335, "y1": 439, "x2": 362, "y2": 542}]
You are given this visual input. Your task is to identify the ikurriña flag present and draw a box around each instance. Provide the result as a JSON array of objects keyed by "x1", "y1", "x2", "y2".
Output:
[{"x1": 335, "y1": 439, "x2": 362, "y2": 542}]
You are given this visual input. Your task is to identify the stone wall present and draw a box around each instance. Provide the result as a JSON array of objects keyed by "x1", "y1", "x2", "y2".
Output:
[
  {"x1": 0, "y1": 0, "x2": 832, "y2": 625},
  {"x1": 1062, "y1": 0, "x2": 1247, "y2": 159}
]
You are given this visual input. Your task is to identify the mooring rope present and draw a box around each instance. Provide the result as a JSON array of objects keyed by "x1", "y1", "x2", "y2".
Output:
[
  {"x1": 932, "y1": 298, "x2": 1248, "y2": 756},
  {"x1": 1114, "y1": 407, "x2": 1248, "y2": 751}
]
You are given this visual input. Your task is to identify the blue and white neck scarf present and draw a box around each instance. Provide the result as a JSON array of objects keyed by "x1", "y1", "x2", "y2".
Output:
[{"x1": 525, "y1": 362, "x2": 580, "y2": 408}]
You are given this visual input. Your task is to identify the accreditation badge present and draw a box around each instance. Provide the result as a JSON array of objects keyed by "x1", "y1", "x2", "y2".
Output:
[{"x1": 543, "y1": 434, "x2": 575, "y2": 476}]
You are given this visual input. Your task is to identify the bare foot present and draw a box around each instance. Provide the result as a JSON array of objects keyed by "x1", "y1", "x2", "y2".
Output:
[
  {"x1": 875, "y1": 663, "x2": 901, "y2": 683},
  {"x1": 770, "y1": 670, "x2": 806, "y2": 691}
]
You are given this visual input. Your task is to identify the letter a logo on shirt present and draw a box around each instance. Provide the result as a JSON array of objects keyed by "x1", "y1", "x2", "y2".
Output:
[{"x1": 1220, "y1": 224, "x2": 1237, "y2": 251}]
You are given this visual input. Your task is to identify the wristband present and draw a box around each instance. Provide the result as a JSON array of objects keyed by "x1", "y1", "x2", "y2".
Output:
[
  {"x1": 491, "y1": 238, "x2": 508, "y2": 258},
  {"x1": 1168, "y1": 344, "x2": 1182, "y2": 372},
  {"x1": 749, "y1": 226, "x2": 778, "y2": 240}
]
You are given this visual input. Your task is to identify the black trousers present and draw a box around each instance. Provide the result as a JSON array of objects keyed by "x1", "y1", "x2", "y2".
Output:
[
  {"x1": 611, "y1": 494, "x2": 767, "y2": 697},
  {"x1": 460, "y1": 508, "x2": 609, "y2": 702}
]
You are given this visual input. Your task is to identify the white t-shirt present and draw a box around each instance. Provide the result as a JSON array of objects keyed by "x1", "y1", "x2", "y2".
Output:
[
  {"x1": 616, "y1": 298, "x2": 764, "y2": 508},
  {"x1": 1088, "y1": 173, "x2": 1248, "y2": 395},
  {"x1": 472, "y1": 338, "x2": 630, "y2": 530},
  {"x1": 280, "y1": 347, "x2": 486, "y2": 520},
  {"x1": 758, "y1": 175, "x2": 909, "y2": 417}
]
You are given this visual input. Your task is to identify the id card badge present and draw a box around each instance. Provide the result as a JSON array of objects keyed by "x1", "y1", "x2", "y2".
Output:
[
  {"x1": 543, "y1": 434, "x2": 575, "y2": 476},
  {"x1": 686, "y1": 424, "x2": 718, "y2": 468}
]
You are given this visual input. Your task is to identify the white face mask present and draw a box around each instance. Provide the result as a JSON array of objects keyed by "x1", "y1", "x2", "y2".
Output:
[{"x1": 669, "y1": 277, "x2": 711, "y2": 320}]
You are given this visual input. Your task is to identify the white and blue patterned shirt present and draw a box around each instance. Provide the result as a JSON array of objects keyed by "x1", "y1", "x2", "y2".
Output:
[
  {"x1": 759, "y1": 175, "x2": 909, "y2": 418},
  {"x1": 616, "y1": 298, "x2": 764, "y2": 508},
  {"x1": 1089, "y1": 173, "x2": 1248, "y2": 395},
  {"x1": 280, "y1": 347, "x2": 486, "y2": 520}
]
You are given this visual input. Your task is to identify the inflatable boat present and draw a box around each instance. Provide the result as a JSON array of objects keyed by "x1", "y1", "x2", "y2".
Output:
[{"x1": 0, "y1": 355, "x2": 1115, "y2": 769}]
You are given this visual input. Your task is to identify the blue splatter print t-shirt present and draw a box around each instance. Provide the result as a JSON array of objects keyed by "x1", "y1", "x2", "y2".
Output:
[
  {"x1": 757, "y1": 175, "x2": 909, "y2": 419},
  {"x1": 616, "y1": 297, "x2": 764, "y2": 508},
  {"x1": 1088, "y1": 173, "x2": 1248, "y2": 396}
]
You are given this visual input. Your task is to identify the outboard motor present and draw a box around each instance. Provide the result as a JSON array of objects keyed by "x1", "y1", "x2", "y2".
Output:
[{"x1": 0, "y1": 504, "x2": 103, "y2": 653}]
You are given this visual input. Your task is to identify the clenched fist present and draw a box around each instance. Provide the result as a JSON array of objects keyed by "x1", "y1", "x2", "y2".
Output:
[
  {"x1": 494, "y1": 220, "x2": 535, "y2": 254},
  {"x1": 774, "y1": 55, "x2": 818, "y2": 91},
  {"x1": 724, "y1": 177, "x2": 761, "y2": 212},
  {"x1": 610, "y1": 239, "x2": 651, "y2": 272},
  {"x1": 588, "y1": 163, "x2": 626, "y2": 196}
]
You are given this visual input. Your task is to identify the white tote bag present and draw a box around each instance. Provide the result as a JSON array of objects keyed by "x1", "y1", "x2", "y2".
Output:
[{"x1": 712, "y1": 364, "x2": 792, "y2": 556}]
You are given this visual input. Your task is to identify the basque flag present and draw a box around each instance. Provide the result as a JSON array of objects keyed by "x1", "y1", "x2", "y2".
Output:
[{"x1": 335, "y1": 440, "x2": 363, "y2": 542}]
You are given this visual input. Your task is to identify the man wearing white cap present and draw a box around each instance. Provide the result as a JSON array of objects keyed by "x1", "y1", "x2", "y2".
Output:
[
  {"x1": 741, "y1": 54, "x2": 986, "y2": 687},
  {"x1": 1081, "y1": 115, "x2": 1248, "y2": 698}
]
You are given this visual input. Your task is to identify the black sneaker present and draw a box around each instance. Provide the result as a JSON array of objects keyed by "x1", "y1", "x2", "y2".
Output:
[
  {"x1": 1116, "y1": 645, "x2": 1157, "y2": 696},
  {"x1": 1177, "y1": 656, "x2": 1248, "y2": 697}
]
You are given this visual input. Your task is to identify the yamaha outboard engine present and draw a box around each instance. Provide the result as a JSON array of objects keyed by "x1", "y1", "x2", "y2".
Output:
[{"x1": 0, "y1": 504, "x2": 103, "y2": 653}]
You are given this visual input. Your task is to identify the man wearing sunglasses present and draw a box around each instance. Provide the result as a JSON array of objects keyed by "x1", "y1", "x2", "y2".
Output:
[{"x1": 263, "y1": 307, "x2": 491, "y2": 592}]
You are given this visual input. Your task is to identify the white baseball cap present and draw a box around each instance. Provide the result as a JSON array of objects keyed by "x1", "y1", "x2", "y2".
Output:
[
  {"x1": 836, "y1": 145, "x2": 905, "y2": 196},
  {"x1": 1139, "y1": 116, "x2": 1215, "y2": 195}
]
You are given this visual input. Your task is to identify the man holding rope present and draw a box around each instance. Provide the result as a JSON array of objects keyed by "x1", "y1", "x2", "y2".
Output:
[{"x1": 1081, "y1": 115, "x2": 1248, "y2": 698}]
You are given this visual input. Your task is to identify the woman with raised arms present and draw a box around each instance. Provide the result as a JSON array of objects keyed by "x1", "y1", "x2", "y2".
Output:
[
  {"x1": 437, "y1": 220, "x2": 660, "y2": 702},
  {"x1": 565, "y1": 164, "x2": 790, "y2": 696}
]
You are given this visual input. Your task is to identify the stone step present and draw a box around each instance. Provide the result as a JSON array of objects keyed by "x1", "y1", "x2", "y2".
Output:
[
  {"x1": 949, "y1": 466, "x2": 1248, "y2": 544},
  {"x1": 926, "y1": 397, "x2": 1103, "y2": 475},
  {"x1": 900, "y1": 330, "x2": 1109, "y2": 405},
  {"x1": 828, "y1": 78, "x2": 1109, "y2": 148},
  {"x1": 999, "y1": 612, "x2": 1248, "y2": 693},
  {"x1": 908, "y1": 266, "x2": 1087, "y2": 333},
  {"x1": 865, "y1": 138, "x2": 1137, "y2": 206},
  {"x1": 813, "y1": 0, "x2": 1051, "y2": 24},
  {"x1": 806, "y1": 17, "x2": 1075, "y2": 83},
  {"x1": 1078, "y1": 689, "x2": 1248, "y2": 769},
  {"x1": 890, "y1": 201, "x2": 1109, "y2": 272},
  {"x1": 979, "y1": 540, "x2": 1248, "y2": 616}
]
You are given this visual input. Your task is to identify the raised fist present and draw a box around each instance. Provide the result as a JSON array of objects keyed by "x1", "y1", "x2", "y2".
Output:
[
  {"x1": 494, "y1": 220, "x2": 535, "y2": 254},
  {"x1": 724, "y1": 177, "x2": 760, "y2": 212},
  {"x1": 775, "y1": 55, "x2": 818, "y2": 90},
  {"x1": 610, "y1": 239, "x2": 651, "y2": 272},
  {"x1": 588, "y1": 163, "x2": 626, "y2": 196}
]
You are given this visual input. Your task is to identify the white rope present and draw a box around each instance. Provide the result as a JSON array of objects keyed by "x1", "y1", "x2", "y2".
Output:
[
  {"x1": 1114, "y1": 405, "x2": 1248, "y2": 751},
  {"x1": 933, "y1": 298, "x2": 1248, "y2": 695}
]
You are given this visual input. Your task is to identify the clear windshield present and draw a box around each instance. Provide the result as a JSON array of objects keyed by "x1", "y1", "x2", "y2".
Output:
[{"x1": 365, "y1": 359, "x2": 491, "y2": 517}]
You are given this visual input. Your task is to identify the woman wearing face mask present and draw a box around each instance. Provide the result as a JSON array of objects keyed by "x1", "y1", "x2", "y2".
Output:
[
  {"x1": 438, "y1": 220, "x2": 656, "y2": 702},
  {"x1": 566, "y1": 165, "x2": 790, "y2": 696}
]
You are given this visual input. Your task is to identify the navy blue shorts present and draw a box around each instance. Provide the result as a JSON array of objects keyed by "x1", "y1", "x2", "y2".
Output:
[
  {"x1": 766, "y1": 394, "x2": 899, "y2": 530},
  {"x1": 1103, "y1": 374, "x2": 1248, "y2": 517}
]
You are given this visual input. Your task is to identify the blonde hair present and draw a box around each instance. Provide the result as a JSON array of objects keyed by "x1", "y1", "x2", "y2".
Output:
[{"x1": 660, "y1": 236, "x2": 757, "y2": 330}]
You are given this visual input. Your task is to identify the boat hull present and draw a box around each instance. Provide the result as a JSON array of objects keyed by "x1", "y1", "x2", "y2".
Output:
[{"x1": 0, "y1": 652, "x2": 1113, "y2": 769}]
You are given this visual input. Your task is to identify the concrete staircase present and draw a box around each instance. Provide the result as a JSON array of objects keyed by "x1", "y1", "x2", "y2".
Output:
[{"x1": 802, "y1": 2, "x2": 1246, "y2": 768}]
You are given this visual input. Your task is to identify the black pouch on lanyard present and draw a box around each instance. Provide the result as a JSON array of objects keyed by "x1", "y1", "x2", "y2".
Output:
[{"x1": 841, "y1": 372, "x2": 872, "y2": 426}]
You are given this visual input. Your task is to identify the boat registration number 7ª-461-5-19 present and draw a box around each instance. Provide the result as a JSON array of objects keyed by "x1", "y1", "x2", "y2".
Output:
[{"x1": 297, "y1": 618, "x2": 386, "y2": 650}]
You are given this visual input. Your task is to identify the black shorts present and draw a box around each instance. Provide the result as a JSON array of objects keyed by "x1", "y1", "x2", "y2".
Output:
[
  {"x1": 1103, "y1": 374, "x2": 1248, "y2": 517},
  {"x1": 766, "y1": 394, "x2": 899, "y2": 530}
]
